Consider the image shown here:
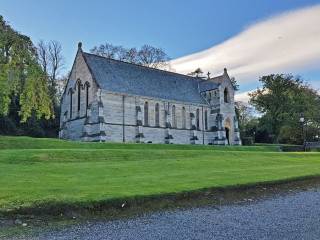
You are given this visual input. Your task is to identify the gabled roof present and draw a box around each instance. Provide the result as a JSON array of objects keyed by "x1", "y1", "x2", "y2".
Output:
[{"x1": 82, "y1": 51, "x2": 220, "y2": 104}]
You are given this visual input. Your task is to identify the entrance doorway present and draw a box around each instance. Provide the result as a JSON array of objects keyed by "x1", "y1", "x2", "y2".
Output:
[
  {"x1": 224, "y1": 117, "x2": 232, "y2": 145},
  {"x1": 225, "y1": 127, "x2": 230, "y2": 145}
]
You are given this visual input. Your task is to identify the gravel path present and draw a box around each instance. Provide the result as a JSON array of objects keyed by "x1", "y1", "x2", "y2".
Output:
[{"x1": 10, "y1": 187, "x2": 320, "y2": 240}]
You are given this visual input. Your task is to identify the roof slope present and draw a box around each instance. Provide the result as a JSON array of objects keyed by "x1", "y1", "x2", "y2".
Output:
[
  {"x1": 83, "y1": 52, "x2": 219, "y2": 104},
  {"x1": 199, "y1": 80, "x2": 220, "y2": 93}
]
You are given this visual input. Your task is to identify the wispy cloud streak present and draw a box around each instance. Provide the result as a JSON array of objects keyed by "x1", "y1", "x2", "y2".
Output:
[{"x1": 170, "y1": 5, "x2": 320, "y2": 85}]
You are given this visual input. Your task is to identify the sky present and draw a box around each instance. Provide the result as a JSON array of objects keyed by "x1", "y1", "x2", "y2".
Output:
[{"x1": 1, "y1": 0, "x2": 320, "y2": 101}]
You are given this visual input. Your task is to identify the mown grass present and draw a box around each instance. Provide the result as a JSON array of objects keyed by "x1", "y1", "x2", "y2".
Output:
[
  {"x1": 0, "y1": 136, "x2": 280, "y2": 151},
  {"x1": 0, "y1": 136, "x2": 319, "y2": 214}
]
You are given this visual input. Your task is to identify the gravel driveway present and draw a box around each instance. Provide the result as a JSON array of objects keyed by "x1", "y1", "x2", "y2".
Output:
[{"x1": 10, "y1": 186, "x2": 320, "y2": 240}]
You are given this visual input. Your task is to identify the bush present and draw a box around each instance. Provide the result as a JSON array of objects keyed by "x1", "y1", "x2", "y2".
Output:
[
  {"x1": 0, "y1": 116, "x2": 18, "y2": 135},
  {"x1": 21, "y1": 115, "x2": 46, "y2": 138},
  {"x1": 241, "y1": 137, "x2": 254, "y2": 145}
]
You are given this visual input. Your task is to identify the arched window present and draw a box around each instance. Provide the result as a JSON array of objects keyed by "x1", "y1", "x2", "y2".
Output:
[
  {"x1": 69, "y1": 89, "x2": 73, "y2": 119},
  {"x1": 144, "y1": 102, "x2": 149, "y2": 126},
  {"x1": 204, "y1": 110, "x2": 208, "y2": 130},
  {"x1": 77, "y1": 81, "x2": 81, "y2": 112},
  {"x1": 224, "y1": 88, "x2": 229, "y2": 103},
  {"x1": 182, "y1": 107, "x2": 186, "y2": 129},
  {"x1": 196, "y1": 108, "x2": 200, "y2": 130},
  {"x1": 155, "y1": 103, "x2": 160, "y2": 126},
  {"x1": 84, "y1": 82, "x2": 90, "y2": 115},
  {"x1": 172, "y1": 105, "x2": 176, "y2": 128}
]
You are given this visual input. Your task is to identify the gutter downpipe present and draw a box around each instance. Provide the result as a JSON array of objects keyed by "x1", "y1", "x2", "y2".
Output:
[{"x1": 122, "y1": 95, "x2": 125, "y2": 143}]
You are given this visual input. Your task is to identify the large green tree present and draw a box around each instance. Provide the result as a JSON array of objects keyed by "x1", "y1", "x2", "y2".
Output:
[
  {"x1": 0, "y1": 15, "x2": 53, "y2": 123},
  {"x1": 249, "y1": 74, "x2": 320, "y2": 144}
]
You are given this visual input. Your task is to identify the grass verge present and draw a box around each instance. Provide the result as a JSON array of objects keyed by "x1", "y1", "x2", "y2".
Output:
[
  {"x1": 0, "y1": 136, "x2": 319, "y2": 218},
  {"x1": 2, "y1": 176, "x2": 320, "y2": 238}
]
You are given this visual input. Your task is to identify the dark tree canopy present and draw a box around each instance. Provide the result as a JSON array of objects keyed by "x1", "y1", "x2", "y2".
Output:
[
  {"x1": 188, "y1": 68, "x2": 204, "y2": 78},
  {"x1": 90, "y1": 43, "x2": 170, "y2": 69}
]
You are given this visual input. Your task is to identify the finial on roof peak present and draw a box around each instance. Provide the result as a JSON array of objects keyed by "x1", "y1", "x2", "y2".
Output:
[
  {"x1": 224, "y1": 68, "x2": 227, "y2": 74},
  {"x1": 78, "y1": 42, "x2": 82, "y2": 50}
]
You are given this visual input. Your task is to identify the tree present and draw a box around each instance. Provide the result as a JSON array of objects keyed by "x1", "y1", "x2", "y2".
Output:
[
  {"x1": 249, "y1": 74, "x2": 320, "y2": 143},
  {"x1": 36, "y1": 40, "x2": 65, "y2": 137},
  {"x1": 235, "y1": 101, "x2": 258, "y2": 144},
  {"x1": 124, "y1": 48, "x2": 138, "y2": 63},
  {"x1": 188, "y1": 68, "x2": 204, "y2": 78},
  {"x1": 0, "y1": 15, "x2": 53, "y2": 122},
  {"x1": 90, "y1": 43, "x2": 119, "y2": 59},
  {"x1": 137, "y1": 44, "x2": 169, "y2": 69},
  {"x1": 235, "y1": 101, "x2": 255, "y2": 128},
  {"x1": 37, "y1": 40, "x2": 64, "y2": 105},
  {"x1": 90, "y1": 42, "x2": 170, "y2": 69},
  {"x1": 230, "y1": 77, "x2": 239, "y2": 91}
]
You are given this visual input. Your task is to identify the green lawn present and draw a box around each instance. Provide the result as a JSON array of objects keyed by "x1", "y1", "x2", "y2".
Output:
[{"x1": 0, "y1": 136, "x2": 320, "y2": 212}]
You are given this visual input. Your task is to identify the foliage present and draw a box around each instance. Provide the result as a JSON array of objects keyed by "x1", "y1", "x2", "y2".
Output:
[
  {"x1": 36, "y1": 40, "x2": 65, "y2": 136},
  {"x1": 1, "y1": 136, "x2": 320, "y2": 212},
  {"x1": 235, "y1": 102, "x2": 261, "y2": 144},
  {"x1": 0, "y1": 116, "x2": 17, "y2": 135},
  {"x1": 249, "y1": 74, "x2": 320, "y2": 144},
  {"x1": 90, "y1": 42, "x2": 170, "y2": 69},
  {"x1": 37, "y1": 40, "x2": 65, "y2": 104},
  {"x1": 19, "y1": 64, "x2": 53, "y2": 122},
  {"x1": 241, "y1": 136, "x2": 254, "y2": 145},
  {"x1": 0, "y1": 15, "x2": 53, "y2": 123},
  {"x1": 230, "y1": 77, "x2": 239, "y2": 91},
  {"x1": 188, "y1": 68, "x2": 204, "y2": 78}
]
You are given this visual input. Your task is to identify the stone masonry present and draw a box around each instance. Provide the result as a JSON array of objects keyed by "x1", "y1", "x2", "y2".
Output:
[{"x1": 59, "y1": 43, "x2": 241, "y2": 145}]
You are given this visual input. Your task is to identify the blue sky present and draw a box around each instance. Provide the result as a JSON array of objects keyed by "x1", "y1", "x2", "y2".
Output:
[{"x1": 1, "y1": 0, "x2": 320, "y2": 97}]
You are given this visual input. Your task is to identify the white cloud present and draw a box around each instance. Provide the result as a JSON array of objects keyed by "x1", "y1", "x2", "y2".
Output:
[
  {"x1": 170, "y1": 4, "x2": 320, "y2": 85},
  {"x1": 235, "y1": 91, "x2": 252, "y2": 103}
]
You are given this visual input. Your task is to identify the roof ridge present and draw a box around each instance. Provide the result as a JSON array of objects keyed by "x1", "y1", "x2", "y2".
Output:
[{"x1": 83, "y1": 51, "x2": 205, "y2": 81}]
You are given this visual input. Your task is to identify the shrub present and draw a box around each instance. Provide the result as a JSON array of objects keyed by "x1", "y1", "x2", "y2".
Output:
[
  {"x1": 241, "y1": 137, "x2": 254, "y2": 145},
  {"x1": 0, "y1": 116, "x2": 17, "y2": 135}
]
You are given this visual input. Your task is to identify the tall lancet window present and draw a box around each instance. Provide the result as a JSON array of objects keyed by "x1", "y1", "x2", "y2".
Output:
[
  {"x1": 69, "y1": 89, "x2": 73, "y2": 119},
  {"x1": 204, "y1": 110, "x2": 208, "y2": 130},
  {"x1": 182, "y1": 107, "x2": 186, "y2": 129},
  {"x1": 172, "y1": 105, "x2": 176, "y2": 128},
  {"x1": 85, "y1": 82, "x2": 90, "y2": 115},
  {"x1": 144, "y1": 101, "x2": 149, "y2": 126},
  {"x1": 155, "y1": 103, "x2": 160, "y2": 127},
  {"x1": 196, "y1": 108, "x2": 200, "y2": 130},
  {"x1": 77, "y1": 80, "x2": 81, "y2": 112},
  {"x1": 224, "y1": 88, "x2": 229, "y2": 103}
]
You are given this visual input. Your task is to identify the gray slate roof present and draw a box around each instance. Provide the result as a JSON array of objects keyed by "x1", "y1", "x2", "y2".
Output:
[
  {"x1": 198, "y1": 80, "x2": 220, "y2": 93},
  {"x1": 83, "y1": 52, "x2": 219, "y2": 104}
]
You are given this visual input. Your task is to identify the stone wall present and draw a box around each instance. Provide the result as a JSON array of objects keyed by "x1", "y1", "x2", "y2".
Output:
[
  {"x1": 100, "y1": 91, "x2": 221, "y2": 144},
  {"x1": 59, "y1": 49, "x2": 99, "y2": 140}
]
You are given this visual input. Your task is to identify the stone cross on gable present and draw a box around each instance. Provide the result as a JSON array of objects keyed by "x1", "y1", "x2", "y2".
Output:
[{"x1": 207, "y1": 72, "x2": 211, "y2": 79}]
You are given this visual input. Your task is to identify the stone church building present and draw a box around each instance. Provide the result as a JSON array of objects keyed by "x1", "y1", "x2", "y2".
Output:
[{"x1": 59, "y1": 43, "x2": 241, "y2": 145}]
